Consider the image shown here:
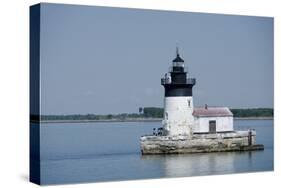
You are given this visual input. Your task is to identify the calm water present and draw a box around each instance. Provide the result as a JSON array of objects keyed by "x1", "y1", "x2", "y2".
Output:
[{"x1": 40, "y1": 120, "x2": 273, "y2": 185}]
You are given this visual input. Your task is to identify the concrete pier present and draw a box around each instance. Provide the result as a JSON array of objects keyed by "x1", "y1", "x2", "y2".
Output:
[{"x1": 140, "y1": 130, "x2": 264, "y2": 155}]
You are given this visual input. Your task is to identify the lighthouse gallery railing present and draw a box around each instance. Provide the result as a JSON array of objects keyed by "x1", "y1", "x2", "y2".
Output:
[{"x1": 161, "y1": 78, "x2": 196, "y2": 85}]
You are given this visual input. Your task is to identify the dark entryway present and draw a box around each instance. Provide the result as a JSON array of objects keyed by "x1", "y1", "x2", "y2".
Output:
[{"x1": 209, "y1": 120, "x2": 216, "y2": 133}]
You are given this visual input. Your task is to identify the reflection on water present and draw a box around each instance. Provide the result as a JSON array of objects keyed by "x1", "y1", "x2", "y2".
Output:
[
  {"x1": 164, "y1": 153, "x2": 235, "y2": 177},
  {"x1": 141, "y1": 150, "x2": 265, "y2": 177},
  {"x1": 142, "y1": 152, "x2": 233, "y2": 177},
  {"x1": 40, "y1": 120, "x2": 273, "y2": 184}
]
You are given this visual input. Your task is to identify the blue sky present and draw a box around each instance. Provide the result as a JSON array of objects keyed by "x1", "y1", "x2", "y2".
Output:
[{"x1": 39, "y1": 3, "x2": 273, "y2": 115}]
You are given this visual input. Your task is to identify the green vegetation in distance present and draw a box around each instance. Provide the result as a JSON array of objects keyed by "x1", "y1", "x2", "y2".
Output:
[
  {"x1": 231, "y1": 108, "x2": 273, "y2": 118},
  {"x1": 38, "y1": 107, "x2": 273, "y2": 121}
]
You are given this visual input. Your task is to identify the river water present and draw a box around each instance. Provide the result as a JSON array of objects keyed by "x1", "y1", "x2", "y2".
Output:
[{"x1": 40, "y1": 119, "x2": 273, "y2": 185}]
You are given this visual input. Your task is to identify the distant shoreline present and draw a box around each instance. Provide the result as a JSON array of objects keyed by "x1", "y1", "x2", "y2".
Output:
[
  {"x1": 234, "y1": 117, "x2": 273, "y2": 120},
  {"x1": 36, "y1": 118, "x2": 162, "y2": 124},
  {"x1": 35, "y1": 108, "x2": 273, "y2": 124},
  {"x1": 35, "y1": 117, "x2": 273, "y2": 124}
]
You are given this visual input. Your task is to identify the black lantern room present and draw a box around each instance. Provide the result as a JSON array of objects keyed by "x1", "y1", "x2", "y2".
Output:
[{"x1": 161, "y1": 48, "x2": 196, "y2": 97}]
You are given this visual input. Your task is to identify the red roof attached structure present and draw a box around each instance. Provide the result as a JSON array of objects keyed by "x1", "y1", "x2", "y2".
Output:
[{"x1": 193, "y1": 107, "x2": 233, "y2": 117}]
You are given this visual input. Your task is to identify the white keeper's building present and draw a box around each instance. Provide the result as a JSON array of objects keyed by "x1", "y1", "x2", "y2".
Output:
[{"x1": 192, "y1": 106, "x2": 233, "y2": 133}]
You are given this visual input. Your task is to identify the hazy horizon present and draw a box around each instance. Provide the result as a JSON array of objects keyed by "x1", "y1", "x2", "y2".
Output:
[
  {"x1": 40, "y1": 3, "x2": 273, "y2": 115},
  {"x1": 41, "y1": 107, "x2": 273, "y2": 116}
]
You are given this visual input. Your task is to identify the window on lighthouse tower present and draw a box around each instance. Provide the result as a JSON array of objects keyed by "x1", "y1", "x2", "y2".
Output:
[
  {"x1": 188, "y1": 100, "x2": 191, "y2": 107},
  {"x1": 165, "y1": 112, "x2": 168, "y2": 120}
]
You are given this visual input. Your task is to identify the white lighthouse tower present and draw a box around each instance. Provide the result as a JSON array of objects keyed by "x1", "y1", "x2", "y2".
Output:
[{"x1": 161, "y1": 48, "x2": 196, "y2": 136}]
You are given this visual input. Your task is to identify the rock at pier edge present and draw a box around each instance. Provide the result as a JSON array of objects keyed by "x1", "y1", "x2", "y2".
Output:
[{"x1": 140, "y1": 48, "x2": 264, "y2": 155}]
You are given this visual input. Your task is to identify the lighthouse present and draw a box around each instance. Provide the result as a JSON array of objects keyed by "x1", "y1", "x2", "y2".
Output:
[
  {"x1": 161, "y1": 48, "x2": 196, "y2": 136},
  {"x1": 140, "y1": 48, "x2": 264, "y2": 155}
]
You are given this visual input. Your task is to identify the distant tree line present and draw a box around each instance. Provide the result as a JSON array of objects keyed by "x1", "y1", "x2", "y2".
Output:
[
  {"x1": 38, "y1": 107, "x2": 273, "y2": 121},
  {"x1": 231, "y1": 108, "x2": 273, "y2": 117},
  {"x1": 142, "y1": 107, "x2": 163, "y2": 118},
  {"x1": 40, "y1": 113, "x2": 143, "y2": 121}
]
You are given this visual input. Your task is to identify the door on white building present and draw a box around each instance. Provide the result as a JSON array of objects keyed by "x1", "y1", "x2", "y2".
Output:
[{"x1": 209, "y1": 120, "x2": 216, "y2": 133}]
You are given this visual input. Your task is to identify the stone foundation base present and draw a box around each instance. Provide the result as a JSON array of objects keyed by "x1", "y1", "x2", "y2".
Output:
[{"x1": 140, "y1": 131, "x2": 264, "y2": 155}]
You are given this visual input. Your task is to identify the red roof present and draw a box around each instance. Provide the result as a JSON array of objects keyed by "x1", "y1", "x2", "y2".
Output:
[{"x1": 193, "y1": 107, "x2": 233, "y2": 117}]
